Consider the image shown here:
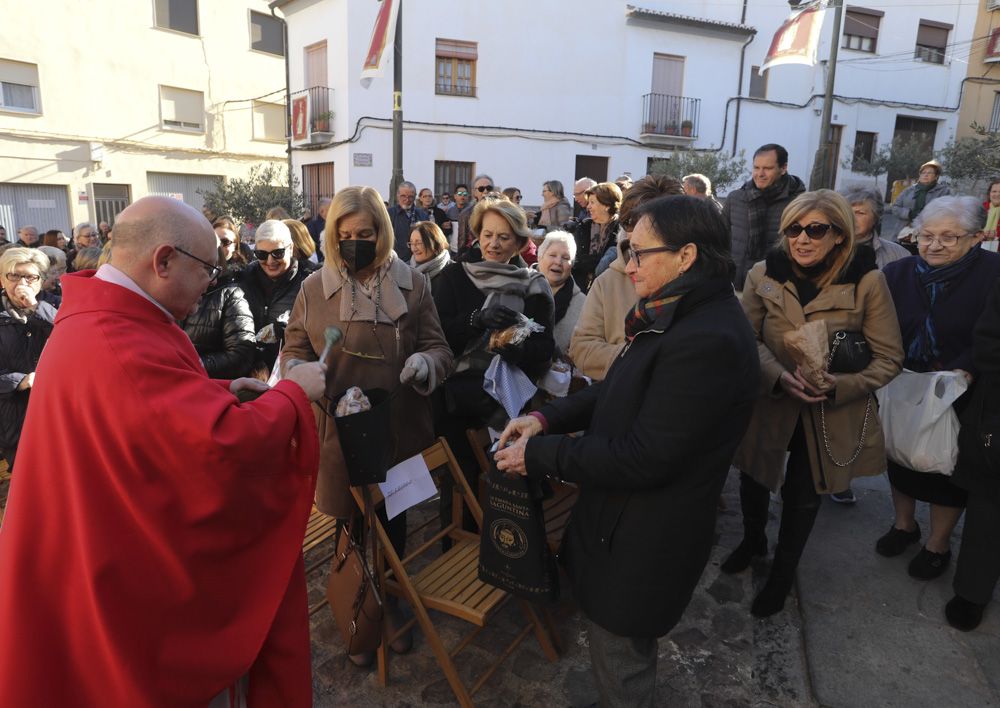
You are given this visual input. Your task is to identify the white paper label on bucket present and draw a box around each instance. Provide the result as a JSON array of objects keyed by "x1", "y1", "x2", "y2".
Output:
[{"x1": 378, "y1": 454, "x2": 436, "y2": 520}]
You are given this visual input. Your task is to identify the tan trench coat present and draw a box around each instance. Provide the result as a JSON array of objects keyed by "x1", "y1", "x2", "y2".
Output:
[
  {"x1": 282, "y1": 259, "x2": 454, "y2": 517},
  {"x1": 734, "y1": 259, "x2": 904, "y2": 493}
]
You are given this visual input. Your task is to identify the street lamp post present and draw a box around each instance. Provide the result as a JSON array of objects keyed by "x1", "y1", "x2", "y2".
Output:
[
  {"x1": 809, "y1": 0, "x2": 844, "y2": 190},
  {"x1": 388, "y1": 0, "x2": 404, "y2": 202}
]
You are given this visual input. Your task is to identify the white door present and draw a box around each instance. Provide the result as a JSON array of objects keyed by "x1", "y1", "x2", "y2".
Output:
[{"x1": 650, "y1": 54, "x2": 684, "y2": 131}]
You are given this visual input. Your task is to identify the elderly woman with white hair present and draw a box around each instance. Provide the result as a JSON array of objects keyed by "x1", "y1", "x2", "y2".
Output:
[
  {"x1": 0, "y1": 247, "x2": 57, "y2": 471},
  {"x1": 878, "y1": 196, "x2": 1000, "y2": 580},
  {"x1": 535, "y1": 230, "x2": 585, "y2": 357},
  {"x1": 238, "y1": 219, "x2": 311, "y2": 376}
]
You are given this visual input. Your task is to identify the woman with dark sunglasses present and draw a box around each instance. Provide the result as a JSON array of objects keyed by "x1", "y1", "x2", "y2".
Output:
[
  {"x1": 727, "y1": 189, "x2": 904, "y2": 617},
  {"x1": 238, "y1": 220, "x2": 311, "y2": 377}
]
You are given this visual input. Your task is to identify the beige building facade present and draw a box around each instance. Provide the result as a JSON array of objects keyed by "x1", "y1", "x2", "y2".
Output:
[
  {"x1": 957, "y1": 1, "x2": 1000, "y2": 139},
  {"x1": 0, "y1": 0, "x2": 288, "y2": 235}
]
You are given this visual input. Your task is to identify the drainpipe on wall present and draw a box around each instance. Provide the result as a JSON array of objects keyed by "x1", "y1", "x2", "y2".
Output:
[{"x1": 731, "y1": 0, "x2": 751, "y2": 157}]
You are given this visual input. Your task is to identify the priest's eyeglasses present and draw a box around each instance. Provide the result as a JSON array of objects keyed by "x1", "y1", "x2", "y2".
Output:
[{"x1": 175, "y1": 246, "x2": 222, "y2": 280}]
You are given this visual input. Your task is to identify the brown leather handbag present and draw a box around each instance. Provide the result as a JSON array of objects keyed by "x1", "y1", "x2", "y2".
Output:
[{"x1": 325, "y1": 515, "x2": 384, "y2": 655}]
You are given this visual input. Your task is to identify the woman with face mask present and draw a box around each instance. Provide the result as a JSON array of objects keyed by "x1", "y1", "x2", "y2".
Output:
[{"x1": 281, "y1": 186, "x2": 454, "y2": 666}]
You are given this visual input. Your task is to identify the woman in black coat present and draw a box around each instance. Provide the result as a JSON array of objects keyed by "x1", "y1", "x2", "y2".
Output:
[
  {"x1": 182, "y1": 254, "x2": 256, "y2": 380},
  {"x1": 433, "y1": 195, "x2": 554, "y2": 531},
  {"x1": 947, "y1": 278, "x2": 1000, "y2": 631},
  {"x1": 0, "y1": 248, "x2": 57, "y2": 471},
  {"x1": 238, "y1": 220, "x2": 311, "y2": 377},
  {"x1": 495, "y1": 196, "x2": 760, "y2": 707}
]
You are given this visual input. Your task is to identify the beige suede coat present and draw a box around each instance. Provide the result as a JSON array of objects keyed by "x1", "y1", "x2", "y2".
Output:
[
  {"x1": 734, "y1": 252, "x2": 904, "y2": 493},
  {"x1": 282, "y1": 258, "x2": 453, "y2": 517},
  {"x1": 568, "y1": 249, "x2": 635, "y2": 380}
]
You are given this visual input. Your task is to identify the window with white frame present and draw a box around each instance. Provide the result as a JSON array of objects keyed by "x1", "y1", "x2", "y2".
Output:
[
  {"x1": 159, "y1": 85, "x2": 204, "y2": 132},
  {"x1": 842, "y1": 7, "x2": 882, "y2": 53},
  {"x1": 252, "y1": 101, "x2": 285, "y2": 142},
  {"x1": 154, "y1": 0, "x2": 199, "y2": 36},
  {"x1": 249, "y1": 11, "x2": 284, "y2": 56},
  {"x1": 436, "y1": 39, "x2": 477, "y2": 97},
  {"x1": 0, "y1": 59, "x2": 40, "y2": 114}
]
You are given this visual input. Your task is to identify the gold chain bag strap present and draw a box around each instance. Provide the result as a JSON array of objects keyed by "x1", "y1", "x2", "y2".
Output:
[{"x1": 819, "y1": 331, "x2": 872, "y2": 467}]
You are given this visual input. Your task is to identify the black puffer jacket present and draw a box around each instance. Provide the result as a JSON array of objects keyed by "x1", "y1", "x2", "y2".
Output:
[
  {"x1": 0, "y1": 300, "x2": 57, "y2": 459},
  {"x1": 181, "y1": 271, "x2": 255, "y2": 379},
  {"x1": 238, "y1": 259, "x2": 310, "y2": 371}
]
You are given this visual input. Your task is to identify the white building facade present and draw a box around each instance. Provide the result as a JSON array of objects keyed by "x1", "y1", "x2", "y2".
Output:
[
  {"x1": 276, "y1": 0, "x2": 975, "y2": 207},
  {"x1": 0, "y1": 0, "x2": 288, "y2": 234}
]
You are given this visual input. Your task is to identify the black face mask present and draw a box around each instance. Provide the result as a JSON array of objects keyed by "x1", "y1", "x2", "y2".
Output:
[{"x1": 339, "y1": 240, "x2": 377, "y2": 273}]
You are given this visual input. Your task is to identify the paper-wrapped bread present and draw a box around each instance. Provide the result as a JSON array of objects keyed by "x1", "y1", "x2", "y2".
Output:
[
  {"x1": 335, "y1": 386, "x2": 372, "y2": 417},
  {"x1": 783, "y1": 321, "x2": 830, "y2": 391}
]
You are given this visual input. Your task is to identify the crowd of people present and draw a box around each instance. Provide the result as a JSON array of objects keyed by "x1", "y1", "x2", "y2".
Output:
[{"x1": 1, "y1": 141, "x2": 999, "y2": 706}]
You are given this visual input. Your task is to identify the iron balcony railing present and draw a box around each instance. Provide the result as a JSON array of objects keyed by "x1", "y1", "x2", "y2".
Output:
[
  {"x1": 290, "y1": 86, "x2": 335, "y2": 134},
  {"x1": 641, "y1": 93, "x2": 700, "y2": 139}
]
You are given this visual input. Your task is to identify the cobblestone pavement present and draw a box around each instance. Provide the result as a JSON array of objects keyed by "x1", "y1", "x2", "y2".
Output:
[{"x1": 305, "y1": 471, "x2": 813, "y2": 707}]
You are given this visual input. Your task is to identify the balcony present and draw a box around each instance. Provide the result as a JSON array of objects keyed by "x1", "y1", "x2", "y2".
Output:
[
  {"x1": 640, "y1": 93, "x2": 700, "y2": 146},
  {"x1": 290, "y1": 86, "x2": 335, "y2": 143}
]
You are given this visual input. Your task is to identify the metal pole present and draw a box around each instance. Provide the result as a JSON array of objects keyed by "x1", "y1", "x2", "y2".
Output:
[
  {"x1": 389, "y1": 0, "x2": 403, "y2": 201},
  {"x1": 809, "y1": 0, "x2": 844, "y2": 190}
]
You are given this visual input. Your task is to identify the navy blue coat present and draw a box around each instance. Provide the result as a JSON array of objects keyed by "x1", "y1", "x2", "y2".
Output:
[
  {"x1": 524, "y1": 277, "x2": 760, "y2": 638},
  {"x1": 387, "y1": 205, "x2": 429, "y2": 262},
  {"x1": 882, "y1": 250, "x2": 1000, "y2": 375}
]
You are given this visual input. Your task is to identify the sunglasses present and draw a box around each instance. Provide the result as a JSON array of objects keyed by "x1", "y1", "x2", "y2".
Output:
[
  {"x1": 254, "y1": 247, "x2": 287, "y2": 261},
  {"x1": 476, "y1": 185, "x2": 494, "y2": 193},
  {"x1": 456, "y1": 191, "x2": 469, "y2": 196},
  {"x1": 513, "y1": 194, "x2": 522, "y2": 202},
  {"x1": 783, "y1": 222, "x2": 840, "y2": 240}
]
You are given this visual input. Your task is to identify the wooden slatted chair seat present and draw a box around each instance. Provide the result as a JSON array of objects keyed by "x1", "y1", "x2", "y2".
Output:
[
  {"x1": 344, "y1": 437, "x2": 558, "y2": 707},
  {"x1": 302, "y1": 505, "x2": 337, "y2": 554}
]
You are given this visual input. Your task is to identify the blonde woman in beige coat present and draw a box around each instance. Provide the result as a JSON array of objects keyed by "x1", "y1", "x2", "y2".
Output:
[
  {"x1": 282, "y1": 186, "x2": 453, "y2": 664},
  {"x1": 724, "y1": 190, "x2": 904, "y2": 617}
]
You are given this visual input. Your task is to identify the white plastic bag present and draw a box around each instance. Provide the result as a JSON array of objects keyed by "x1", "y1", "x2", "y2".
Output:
[{"x1": 875, "y1": 369, "x2": 968, "y2": 475}]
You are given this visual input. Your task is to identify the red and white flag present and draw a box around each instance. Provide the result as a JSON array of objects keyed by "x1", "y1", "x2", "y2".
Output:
[
  {"x1": 759, "y1": 1, "x2": 827, "y2": 75},
  {"x1": 360, "y1": 0, "x2": 399, "y2": 89}
]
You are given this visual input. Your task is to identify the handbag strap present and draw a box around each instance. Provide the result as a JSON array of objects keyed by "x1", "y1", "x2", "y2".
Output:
[{"x1": 820, "y1": 396, "x2": 872, "y2": 467}]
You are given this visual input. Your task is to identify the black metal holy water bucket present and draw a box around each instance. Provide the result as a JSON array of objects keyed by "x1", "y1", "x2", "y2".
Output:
[{"x1": 333, "y1": 388, "x2": 392, "y2": 486}]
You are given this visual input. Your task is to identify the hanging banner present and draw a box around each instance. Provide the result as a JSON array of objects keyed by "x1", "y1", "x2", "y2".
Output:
[
  {"x1": 759, "y1": 1, "x2": 827, "y2": 75},
  {"x1": 360, "y1": 0, "x2": 399, "y2": 89},
  {"x1": 291, "y1": 94, "x2": 310, "y2": 143}
]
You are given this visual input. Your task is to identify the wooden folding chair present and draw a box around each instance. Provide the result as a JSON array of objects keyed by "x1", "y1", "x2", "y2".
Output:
[
  {"x1": 466, "y1": 428, "x2": 578, "y2": 555},
  {"x1": 350, "y1": 437, "x2": 559, "y2": 707}
]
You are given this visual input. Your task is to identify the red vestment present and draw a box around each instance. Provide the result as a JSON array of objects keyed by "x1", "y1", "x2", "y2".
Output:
[{"x1": 0, "y1": 272, "x2": 319, "y2": 707}]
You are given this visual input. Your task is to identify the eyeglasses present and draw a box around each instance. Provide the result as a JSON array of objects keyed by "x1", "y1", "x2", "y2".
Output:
[
  {"x1": 5, "y1": 272, "x2": 41, "y2": 284},
  {"x1": 175, "y1": 246, "x2": 222, "y2": 280},
  {"x1": 407, "y1": 240, "x2": 425, "y2": 248},
  {"x1": 572, "y1": 191, "x2": 585, "y2": 197},
  {"x1": 456, "y1": 191, "x2": 469, "y2": 196},
  {"x1": 619, "y1": 239, "x2": 677, "y2": 267},
  {"x1": 916, "y1": 232, "x2": 970, "y2": 248},
  {"x1": 476, "y1": 185, "x2": 494, "y2": 193},
  {"x1": 254, "y1": 247, "x2": 287, "y2": 261},
  {"x1": 783, "y1": 222, "x2": 839, "y2": 240}
]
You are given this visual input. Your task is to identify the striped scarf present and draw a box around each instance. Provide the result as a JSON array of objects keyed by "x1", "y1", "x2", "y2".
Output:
[{"x1": 623, "y1": 269, "x2": 708, "y2": 340}]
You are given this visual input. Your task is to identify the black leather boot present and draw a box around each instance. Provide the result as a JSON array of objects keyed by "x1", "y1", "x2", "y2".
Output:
[
  {"x1": 722, "y1": 473, "x2": 770, "y2": 574},
  {"x1": 751, "y1": 502, "x2": 819, "y2": 617}
]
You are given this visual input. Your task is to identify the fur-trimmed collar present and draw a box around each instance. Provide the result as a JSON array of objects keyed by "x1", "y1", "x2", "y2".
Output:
[{"x1": 764, "y1": 245, "x2": 877, "y2": 286}]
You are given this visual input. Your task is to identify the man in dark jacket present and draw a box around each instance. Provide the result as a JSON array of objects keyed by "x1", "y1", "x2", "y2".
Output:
[
  {"x1": 456, "y1": 174, "x2": 494, "y2": 260},
  {"x1": 723, "y1": 144, "x2": 805, "y2": 289},
  {"x1": 15, "y1": 225, "x2": 39, "y2": 248},
  {"x1": 387, "y1": 181, "x2": 427, "y2": 261},
  {"x1": 306, "y1": 197, "x2": 330, "y2": 261}
]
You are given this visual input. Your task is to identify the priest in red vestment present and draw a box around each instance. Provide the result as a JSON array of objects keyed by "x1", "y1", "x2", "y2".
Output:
[{"x1": 0, "y1": 196, "x2": 328, "y2": 707}]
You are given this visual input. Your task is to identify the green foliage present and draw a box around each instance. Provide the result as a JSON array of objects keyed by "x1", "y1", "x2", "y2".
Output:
[
  {"x1": 844, "y1": 135, "x2": 932, "y2": 184},
  {"x1": 649, "y1": 149, "x2": 748, "y2": 195},
  {"x1": 198, "y1": 163, "x2": 304, "y2": 226},
  {"x1": 937, "y1": 123, "x2": 1000, "y2": 183}
]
